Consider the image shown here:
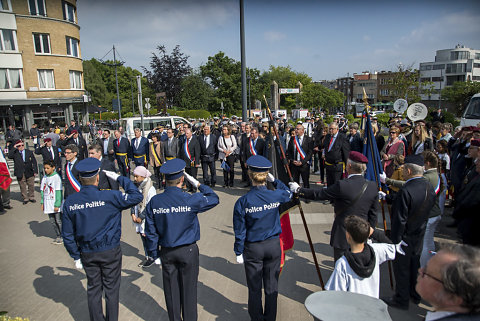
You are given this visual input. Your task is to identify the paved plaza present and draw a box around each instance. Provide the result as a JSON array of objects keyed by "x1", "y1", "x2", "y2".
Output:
[{"x1": 0, "y1": 153, "x2": 459, "y2": 321}]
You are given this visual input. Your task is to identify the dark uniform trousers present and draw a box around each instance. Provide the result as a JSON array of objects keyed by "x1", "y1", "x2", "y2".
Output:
[
  {"x1": 201, "y1": 160, "x2": 216, "y2": 186},
  {"x1": 81, "y1": 245, "x2": 122, "y2": 321},
  {"x1": 185, "y1": 167, "x2": 198, "y2": 192},
  {"x1": 160, "y1": 243, "x2": 199, "y2": 321},
  {"x1": 393, "y1": 236, "x2": 422, "y2": 305},
  {"x1": 244, "y1": 237, "x2": 281, "y2": 321},
  {"x1": 325, "y1": 163, "x2": 343, "y2": 187},
  {"x1": 290, "y1": 163, "x2": 310, "y2": 188},
  {"x1": 116, "y1": 155, "x2": 129, "y2": 177}
]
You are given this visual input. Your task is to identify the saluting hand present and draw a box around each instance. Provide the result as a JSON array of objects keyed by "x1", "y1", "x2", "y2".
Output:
[
  {"x1": 288, "y1": 182, "x2": 300, "y2": 193},
  {"x1": 184, "y1": 171, "x2": 200, "y2": 188},
  {"x1": 103, "y1": 170, "x2": 120, "y2": 181}
]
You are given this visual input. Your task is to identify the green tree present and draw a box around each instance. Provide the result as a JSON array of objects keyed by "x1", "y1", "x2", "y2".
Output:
[
  {"x1": 178, "y1": 71, "x2": 214, "y2": 111},
  {"x1": 441, "y1": 80, "x2": 480, "y2": 116},
  {"x1": 143, "y1": 45, "x2": 191, "y2": 108},
  {"x1": 382, "y1": 64, "x2": 434, "y2": 103},
  {"x1": 299, "y1": 83, "x2": 344, "y2": 114}
]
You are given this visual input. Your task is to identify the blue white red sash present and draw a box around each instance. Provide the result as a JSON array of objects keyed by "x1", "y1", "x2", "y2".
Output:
[
  {"x1": 294, "y1": 136, "x2": 306, "y2": 160},
  {"x1": 249, "y1": 138, "x2": 257, "y2": 155},
  {"x1": 434, "y1": 176, "x2": 441, "y2": 195},
  {"x1": 66, "y1": 162, "x2": 81, "y2": 192},
  {"x1": 184, "y1": 139, "x2": 192, "y2": 161}
]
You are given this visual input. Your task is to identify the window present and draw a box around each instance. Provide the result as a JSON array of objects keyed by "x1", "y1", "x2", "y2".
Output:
[
  {"x1": 472, "y1": 76, "x2": 480, "y2": 81},
  {"x1": 432, "y1": 77, "x2": 443, "y2": 82},
  {"x1": 446, "y1": 63, "x2": 467, "y2": 74},
  {"x1": 62, "y1": 1, "x2": 76, "y2": 23},
  {"x1": 38, "y1": 69, "x2": 55, "y2": 89},
  {"x1": 474, "y1": 63, "x2": 480, "y2": 68},
  {"x1": 69, "y1": 70, "x2": 82, "y2": 89},
  {"x1": 420, "y1": 64, "x2": 432, "y2": 71},
  {"x1": 380, "y1": 89, "x2": 390, "y2": 96},
  {"x1": 0, "y1": 0, "x2": 11, "y2": 11},
  {"x1": 0, "y1": 68, "x2": 22, "y2": 89},
  {"x1": 66, "y1": 37, "x2": 79, "y2": 57},
  {"x1": 433, "y1": 64, "x2": 445, "y2": 70},
  {"x1": 33, "y1": 33, "x2": 50, "y2": 54},
  {"x1": 450, "y1": 51, "x2": 470, "y2": 60},
  {"x1": 476, "y1": 53, "x2": 480, "y2": 60},
  {"x1": 0, "y1": 29, "x2": 16, "y2": 51},
  {"x1": 28, "y1": 0, "x2": 46, "y2": 16},
  {"x1": 420, "y1": 77, "x2": 431, "y2": 82}
]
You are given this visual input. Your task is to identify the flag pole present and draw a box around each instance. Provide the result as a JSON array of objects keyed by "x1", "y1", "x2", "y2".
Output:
[
  {"x1": 363, "y1": 90, "x2": 394, "y2": 289},
  {"x1": 263, "y1": 95, "x2": 325, "y2": 289}
]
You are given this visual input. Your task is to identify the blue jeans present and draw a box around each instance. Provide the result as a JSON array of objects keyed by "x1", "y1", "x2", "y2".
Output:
[{"x1": 420, "y1": 215, "x2": 442, "y2": 267}]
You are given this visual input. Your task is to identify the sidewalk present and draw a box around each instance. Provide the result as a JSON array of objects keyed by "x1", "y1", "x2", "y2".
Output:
[{"x1": 0, "y1": 167, "x2": 460, "y2": 320}]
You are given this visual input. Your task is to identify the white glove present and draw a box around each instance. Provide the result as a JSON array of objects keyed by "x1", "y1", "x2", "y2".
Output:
[
  {"x1": 379, "y1": 172, "x2": 387, "y2": 184},
  {"x1": 75, "y1": 259, "x2": 83, "y2": 269},
  {"x1": 184, "y1": 171, "x2": 200, "y2": 188},
  {"x1": 103, "y1": 170, "x2": 120, "y2": 181},
  {"x1": 236, "y1": 254, "x2": 244, "y2": 264},
  {"x1": 267, "y1": 173, "x2": 275, "y2": 182},
  {"x1": 289, "y1": 182, "x2": 300, "y2": 193},
  {"x1": 378, "y1": 191, "x2": 386, "y2": 200},
  {"x1": 395, "y1": 240, "x2": 408, "y2": 255}
]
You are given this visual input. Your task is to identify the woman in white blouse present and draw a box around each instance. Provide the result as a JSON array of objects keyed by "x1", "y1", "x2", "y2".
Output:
[{"x1": 218, "y1": 125, "x2": 238, "y2": 188}]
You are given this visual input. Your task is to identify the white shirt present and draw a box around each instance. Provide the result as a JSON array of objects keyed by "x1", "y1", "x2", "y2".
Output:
[
  {"x1": 425, "y1": 311, "x2": 457, "y2": 321},
  {"x1": 41, "y1": 172, "x2": 62, "y2": 214},
  {"x1": 204, "y1": 135, "x2": 210, "y2": 149}
]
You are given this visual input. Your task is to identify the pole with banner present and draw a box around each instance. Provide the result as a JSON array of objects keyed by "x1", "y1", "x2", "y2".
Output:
[{"x1": 136, "y1": 76, "x2": 144, "y2": 136}]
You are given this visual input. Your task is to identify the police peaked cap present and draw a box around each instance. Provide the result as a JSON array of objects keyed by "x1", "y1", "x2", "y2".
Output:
[
  {"x1": 404, "y1": 154, "x2": 424, "y2": 166},
  {"x1": 246, "y1": 155, "x2": 272, "y2": 172},
  {"x1": 76, "y1": 158, "x2": 101, "y2": 178},
  {"x1": 160, "y1": 158, "x2": 186, "y2": 180}
]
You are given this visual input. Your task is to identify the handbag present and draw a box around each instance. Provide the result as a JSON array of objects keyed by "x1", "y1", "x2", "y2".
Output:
[{"x1": 221, "y1": 160, "x2": 230, "y2": 172}]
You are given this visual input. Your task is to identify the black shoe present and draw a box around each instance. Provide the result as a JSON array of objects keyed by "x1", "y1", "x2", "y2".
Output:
[
  {"x1": 141, "y1": 258, "x2": 155, "y2": 268},
  {"x1": 3, "y1": 205, "x2": 12, "y2": 209},
  {"x1": 23, "y1": 200, "x2": 29, "y2": 205},
  {"x1": 211, "y1": 183, "x2": 216, "y2": 188},
  {"x1": 0, "y1": 209, "x2": 6, "y2": 214},
  {"x1": 304, "y1": 199, "x2": 311, "y2": 204},
  {"x1": 381, "y1": 297, "x2": 409, "y2": 310},
  {"x1": 229, "y1": 182, "x2": 234, "y2": 187},
  {"x1": 30, "y1": 199, "x2": 36, "y2": 203}
]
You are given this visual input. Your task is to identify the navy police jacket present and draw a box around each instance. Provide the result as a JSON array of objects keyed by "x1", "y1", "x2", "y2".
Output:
[
  {"x1": 144, "y1": 184, "x2": 219, "y2": 257},
  {"x1": 62, "y1": 176, "x2": 143, "y2": 260},
  {"x1": 233, "y1": 180, "x2": 292, "y2": 255}
]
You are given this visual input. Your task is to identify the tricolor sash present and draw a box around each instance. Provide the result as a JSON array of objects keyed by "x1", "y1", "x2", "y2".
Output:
[
  {"x1": 66, "y1": 163, "x2": 81, "y2": 192},
  {"x1": 249, "y1": 138, "x2": 257, "y2": 156},
  {"x1": 434, "y1": 176, "x2": 441, "y2": 195},
  {"x1": 184, "y1": 139, "x2": 192, "y2": 161},
  {"x1": 294, "y1": 136, "x2": 306, "y2": 160}
]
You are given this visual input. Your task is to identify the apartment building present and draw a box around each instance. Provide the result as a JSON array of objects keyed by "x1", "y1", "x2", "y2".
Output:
[
  {"x1": 353, "y1": 71, "x2": 377, "y2": 104},
  {"x1": 0, "y1": 0, "x2": 85, "y2": 132}
]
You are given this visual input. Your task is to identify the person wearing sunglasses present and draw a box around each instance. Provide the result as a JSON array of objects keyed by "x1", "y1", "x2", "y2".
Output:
[
  {"x1": 8, "y1": 140, "x2": 38, "y2": 204},
  {"x1": 415, "y1": 244, "x2": 480, "y2": 320}
]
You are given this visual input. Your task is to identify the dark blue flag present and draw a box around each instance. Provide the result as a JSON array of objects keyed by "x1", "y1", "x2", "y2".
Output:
[{"x1": 362, "y1": 112, "x2": 384, "y2": 188}]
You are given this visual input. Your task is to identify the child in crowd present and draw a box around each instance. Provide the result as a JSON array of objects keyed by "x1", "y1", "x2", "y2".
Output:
[
  {"x1": 131, "y1": 166, "x2": 160, "y2": 268},
  {"x1": 40, "y1": 160, "x2": 63, "y2": 244},
  {"x1": 325, "y1": 216, "x2": 406, "y2": 298}
]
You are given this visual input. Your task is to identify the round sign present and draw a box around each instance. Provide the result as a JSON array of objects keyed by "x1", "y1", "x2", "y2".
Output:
[
  {"x1": 407, "y1": 103, "x2": 428, "y2": 121},
  {"x1": 393, "y1": 99, "x2": 408, "y2": 113}
]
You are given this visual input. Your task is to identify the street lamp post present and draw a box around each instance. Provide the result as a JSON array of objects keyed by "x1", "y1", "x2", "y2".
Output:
[
  {"x1": 247, "y1": 74, "x2": 251, "y2": 118},
  {"x1": 113, "y1": 46, "x2": 121, "y2": 120}
]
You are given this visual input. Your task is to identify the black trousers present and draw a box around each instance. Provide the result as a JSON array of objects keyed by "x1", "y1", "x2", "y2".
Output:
[
  {"x1": 81, "y1": 245, "x2": 122, "y2": 321},
  {"x1": 393, "y1": 240, "x2": 421, "y2": 305},
  {"x1": 185, "y1": 167, "x2": 198, "y2": 192},
  {"x1": 160, "y1": 243, "x2": 199, "y2": 321},
  {"x1": 223, "y1": 155, "x2": 235, "y2": 185},
  {"x1": 244, "y1": 237, "x2": 281, "y2": 321},
  {"x1": 290, "y1": 163, "x2": 310, "y2": 188},
  {"x1": 240, "y1": 159, "x2": 248, "y2": 182},
  {"x1": 325, "y1": 167, "x2": 342, "y2": 187},
  {"x1": 116, "y1": 155, "x2": 129, "y2": 177},
  {"x1": 201, "y1": 160, "x2": 216, "y2": 185}
]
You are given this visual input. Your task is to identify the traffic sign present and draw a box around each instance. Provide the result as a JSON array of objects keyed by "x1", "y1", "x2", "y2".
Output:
[{"x1": 145, "y1": 98, "x2": 150, "y2": 103}]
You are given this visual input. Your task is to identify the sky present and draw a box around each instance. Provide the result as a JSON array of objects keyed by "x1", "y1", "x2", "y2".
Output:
[{"x1": 77, "y1": 0, "x2": 480, "y2": 81}]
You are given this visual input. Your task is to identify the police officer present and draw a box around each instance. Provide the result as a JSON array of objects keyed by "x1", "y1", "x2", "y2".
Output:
[
  {"x1": 289, "y1": 151, "x2": 379, "y2": 262},
  {"x1": 144, "y1": 158, "x2": 219, "y2": 321},
  {"x1": 61, "y1": 158, "x2": 143, "y2": 321},
  {"x1": 233, "y1": 155, "x2": 293, "y2": 321},
  {"x1": 131, "y1": 128, "x2": 149, "y2": 168}
]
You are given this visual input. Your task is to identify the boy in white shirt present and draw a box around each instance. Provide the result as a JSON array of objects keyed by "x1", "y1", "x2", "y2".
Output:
[
  {"x1": 40, "y1": 160, "x2": 63, "y2": 244},
  {"x1": 325, "y1": 215, "x2": 406, "y2": 298}
]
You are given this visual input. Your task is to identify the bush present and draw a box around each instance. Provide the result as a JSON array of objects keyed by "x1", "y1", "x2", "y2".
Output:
[
  {"x1": 425, "y1": 108, "x2": 459, "y2": 127},
  {"x1": 376, "y1": 113, "x2": 391, "y2": 127}
]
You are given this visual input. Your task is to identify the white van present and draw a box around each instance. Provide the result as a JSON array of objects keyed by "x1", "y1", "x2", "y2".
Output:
[
  {"x1": 119, "y1": 116, "x2": 191, "y2": 140},
  {"x1": 460, "y1": 93, "x2": 480, "y2": 127}
]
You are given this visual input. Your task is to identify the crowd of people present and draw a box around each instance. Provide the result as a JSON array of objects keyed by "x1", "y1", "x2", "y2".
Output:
[{"x1": 1, "y1": 108, "x2": 479, "y2": 321}]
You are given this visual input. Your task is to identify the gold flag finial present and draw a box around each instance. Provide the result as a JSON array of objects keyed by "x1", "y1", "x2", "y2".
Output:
[{"x1": 362, "y1": 87, "x2": 371, "y2": 112}]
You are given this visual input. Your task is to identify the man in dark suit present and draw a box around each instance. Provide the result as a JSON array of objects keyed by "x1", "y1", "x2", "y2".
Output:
[
  {"x1": 180, "y1": 128, "x2": 200, "y2": 192},
  {"x1": 239, "y1": 123, "x2": 251, "y2": 183},
  {"x1": 286, "y1": 124, "x2": 313, "y2": 188},
  {"x1": 290, "y1": 151, "x2": 379, "y2": 261},
  {"x1": 347, "y1": 123, "x2": 363, "y2": 153},
  {"x1": 88, "y1": 144, "x2": 119, "y2": 190},
  {"x1": 101, "y1": 129, "x2": 115, "y2": 162},
  {"x1": 63, "y1": 144, "x2": 81, "y2": 200},
  {"x1": 163, "y1": 128, "x2": 180, "y2": 161},
  {"x1": 130, "y1": 128, "x2": 149, "y2": 168},
  {"x1": 430, "y1": 108, "x2": 445, "y2": 123},
  {"x1": 66, "y1": 119, "x2": 82, "y2": 136},
  {"x1": 9, "y1": 140, "x2": 37, "y2": 204},
  {"x1": 241, "y1": 127, "x2": 266, "y2": 187},
  {"x1": 113, "y1": 130, "x2": 132, "y2": 177},
  {"x1": 323, "y1": 122, "x2": 350, "y2": 186},
  {"x1": 382, "y1": 155, "x2": 436, "y2": 310},
  {"x1": 35, "y1": 137, "x2": 62, "y2": 175},
  {"x1": 199, "y1": 125, "x2": 218, "y2": 187},
  {"x1": 66, "y1": 130, "x2": 88, "y2": 160}
]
